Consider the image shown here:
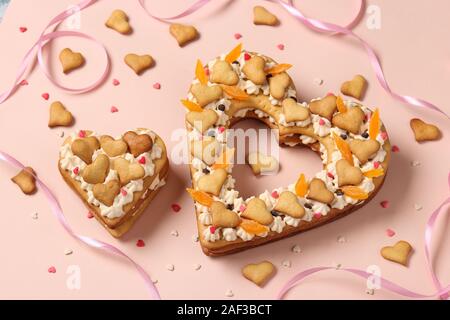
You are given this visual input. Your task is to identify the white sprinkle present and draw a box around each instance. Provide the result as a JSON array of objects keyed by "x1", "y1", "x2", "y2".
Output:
[
  {"x1": 366, "y1": 288, "x2": 375, "y2": 295},
  {"x1": 410, "y1": 160, "x2": 421, "y2": 167},
  {"x1": 171, "y1": 230, "x2": 179, "y2": 237},
  {"x1": 59, "y1": 131, "x2": 65, "y2": 138},
  {"x1": 291, "y1": 245, "x2": 302, "y2": 253},
  {"x1": 194, "y1": 264, "x2": 202, "y2": 271},
  {"x1": 64, "y1": 249, "x2": 73, "y2": 256},
  {"x1": 282, "y1": 260, "x2": 291, "y2": 268},
  {"x1": 414, "y1": 204, "x2": 423, "y2": 211},
  {"x1": 313, "y1": 78, "x2": 323, "y2": 85},
  {"x1": 192, "y1": 234, "x2": 199, "y2": 242},
  {"x1": 225, "y1": 289, "x2": 234, "y2": 297},
  {"x1": 31, "y1": 212, "x2": 38, "y2": 220},
  {"x1": 152, "y1": 279, "x2": 158, "y2": 284},
  {"x1": 337, "y1": 235, "x2": 346, "y2": 243},
  {"x1": 166, "y1": 264, "x2": 175, "y2": 271}
]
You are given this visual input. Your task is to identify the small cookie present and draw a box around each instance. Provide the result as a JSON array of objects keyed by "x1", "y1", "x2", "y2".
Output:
[
  {"x1": 210, "y1": 201, "x2": 241, "y2": 228},
  {"x1": 273, "y1": 191, "x2": 305, "y2": 218},
  {"x1": 410, "y1": 118, "x2": 441, "y2": 142},
  {"x1": 349, "y1": 139, "x2": 380, "y2": 164},
  {"x1": 210, "y1": 60, "x2": 238, "y2": 85},
  {"x1": 247, "y1": 152, "x2": 279, "y2": 175},
  {"x1": 197, "y1": 168, "x2": 227, "y2": 196},
  {"x1": 169, "y1": 23, "x2": 199, "y2": 47},
  {"x1": 99, "y1": 135, "x2": 128, "y2": 157},
  {"x1": 309, "y1": 95, "x2": 337, "y2": 120},
  {"x1": 186, "y1": 109, "x2": 218, "y2": 133},
  {"x1": 71, "y1": 136, "x2": 100, "y2": 164},
  {"x1": 93, "y1": 180, "x2": 120, "y2": 206},
  {"x1": 336, "y1": 159, "x2": 363, "y2": 187},
  {"x1": 306, "y1": 178, "x2": 334, "y2": 204},
  {"x1": 59, "y1": 48, "x2": 85, "y2": 74},
  {"x1": 332, "y1": 106, "x2": 365, "y2": 134},
  {"x1": 105, "y1": 9, "x2": 132, "y2": 34},
  {"x1": 124, "y1": 54, "x2": 154, "y2": 75},
  {"x1": 242, "y1": 56, "x2": 266, "y2": 85},
  {"x1": 380, "y1": 240, "x2": 413, "y2": 266},
  {"x1": 190, "y1": 138, "x2": 218, "y2": 166},
  {"x1": 269, "y1": 72, "x2": 290, "y2": 100},
  {"x1": 48, "y1": 101, "x2": 74, "y2": 128},
  {"x1": 190, "y1": 83, "x2": 223, "y2": 107},
  {"x1": 242, "y1": 261, "x2": 276, "y2": 286},
  {"x1": 253, "y1": 6, "x2": 279, "y2": 26},
  {"x1": 241, "y1": 198, "x2": 273, "y2": 225},
  {"x1": 341, "y1": 75, "x2": 367, "y2": 99},
  {"x1": 123, "y1": 131, "x2": 153, "y2": 157},
  {"x1": 11, "y1": 167, "x2": 37, "y2": 195},
  {"x1": 113, "y1": 158, "x2": 145, "y2": 186},
  {"x1": 282, "y1": 98, "x2": 310, "y2": 122},
  {"x1": 82, "y1": 154, "x2": 110, "y2": 184}
]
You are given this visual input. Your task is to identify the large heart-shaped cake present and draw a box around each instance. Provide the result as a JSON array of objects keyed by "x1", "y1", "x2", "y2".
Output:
[
  {"x1": 58, "y1": 128, "x2": 169, "y2": 237},
  {"x1": 184, "y1": 45, "x2": 391, "y2": 256}
]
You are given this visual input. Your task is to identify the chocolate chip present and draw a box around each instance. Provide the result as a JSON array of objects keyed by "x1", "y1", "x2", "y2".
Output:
[
  {"x1": 266, "y1": 73, "x2": 273, "y2": 79},
  {"x1": 217, "y1": 104, "x2": 226, "y2": 112},
  {"x1": 226, "y1": 204, "x2": 234, "y2": 210},
  {"x1": 289, "y1": 96, "x2": 297, "y2": 102},
  {"x1": 362, "y1": 131, "x2": 369, "y2": 138},
  {"x1": 202, "y1": 168, "x2": 210, "y2": 174},
  {"x1": 304, "y1": 203, "x2": 313, "y2": 209},
  {"x1": 340, "y1": 134, "x2": 348, "y2": 140},
  {"x1": 335, "y1": 189, "x2": 344, "y2": 196},
  {"x1": 270, "y1": 210, "x2": 280, "y2": 216},
  {"x1": 232, "y1": 60, "x2": 240, "y2": 65}
]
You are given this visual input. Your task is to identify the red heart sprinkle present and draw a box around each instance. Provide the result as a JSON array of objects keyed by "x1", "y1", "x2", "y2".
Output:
[
  {"x1": 319, "y1": 118, "x2": 325, "y2": 126},
  {"x1": 138, "y1": 157, "x2": 146, "y2": 164},
  {"x1": 72, "y1": 167, "x2": 79, "y2": 175},
  {"x1": 153, "y1": 82, "x2": 161, "y2": 90},
  {"x1": 271, "y1": 191, "x2": 279, "y2": 198},
  {"x1": 209, "y1": 226, "x2": 217, "y2": 234},
  {"x1": 244, "y1": 53, "x2": 251, "y2": 61},
  {"x1": 78, "y1": 130, "x2": 86, "y2": 138},
  {"x1": 380, "y1": 200, "x2": 389, "y2": 208},
  {"x1": 380, "y1": 132, "x2": 388, "y2": 140},
  {"x1": 327, "y1": 172, "x2": 335, "y2": 179},
  {"x1": 48, "y1": 266, "x2": 56, "y2": 273},
  {"x1": 326, "y1": 92, "x2": 334, "y2": 96},
  {"x1": 204, "y1": 67, "x2": 210, "y2": 76},
  {"x1": 41, "y1": 93, "x2": 49, "y2": 100},
  {"x1": 239, "y1": 204, "x2": 246, "y2": 212},
  {"x1": 218, "y1": 126, "x2": 225, "y2": 133},
  {"x1": 121, "y1": 189, "x2": 128, "y2": 196},
  {"x1": 19, "y1": 27, "x2": 28, "y2": 33},
  {"x1": 277, "y1": 44, "x2": 285, "y2": 50},
  {"x1": 373, "y1": 161, "x2": 380, "y2": 169},
  {"x1": 112, "y1": 79, "x2": 120, "y2": 86},
  {"x1": 391, "y1": 145, "x2": 400, "y2": 152},
  {"x1": 19, "y1": 79, "x2": 28, "y2": 86},
  {"x1": 314, "y1": 213, "x2": 322, "y2": 219},
  {"x1": 87, "y1": 211, "x2": 94, "y2": 219},
  {"x1": 234, "y1": 33, "x2": 242, "y2": 40},
  {"x1": 136, "y1": 239, "x2": 145, "y2": 247},
  {"x1": 110, "y1": 106, "x2": 119, "y2": 113},
  {"x1": 171, "y1": 204, "x2": 181, "y2": 212},
  {"x1": 386, "y1": 228, "x2": 396, "y2": 237}
]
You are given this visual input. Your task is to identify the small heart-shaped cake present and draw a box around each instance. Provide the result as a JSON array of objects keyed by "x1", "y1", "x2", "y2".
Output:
[
  {"x1": 307, "y1": 178, "x2": 334, "y2": 204},
  {"x1": 309, "y1": 95, "x2": 337, "y2": 120},
  {"x1": 210, "y1": 60, "x2": 238, "y2": 85},
  {"x1": 380, "y1": 240, "x2": 413, "y2": 266},
  {"x1": 59, "y1": 129, "x2": 168, "y2": 237},
  {"x1": 241, "y1": 198, "x2": 273, "y2": 225},
  {"x1": 273, "y1": 191, "x2": 305, "y2": 218},
  {"x1": 341, "y1": 75, "x2": 367, "y2": 99},
  {"x1": 190, "y1": 83, "x2": 223, "y2": 107},
  {"x1": 105, "y1": 9, "x2": 132, "y2": 34},
  {"x1": 332, "y1": 106, "x2": 365, "y2": 134},
  {"x1": 48, "y1": 101, "x2": 74, "y2": 128},
  {"x1": 211, "y1": 201, "x2": 241, "y2": 227},
  {"x1": 59, "y1": 48, "x2": 85, "y2": 74},
  {"x1": 242, "y1": 56, "x2": 266, "y2": 85},
  {"x1": 336, "y1": 159, "x2": 363, "y2": 187},
  {"x1": 197, "y1": 168, "x2": 228, "y2": 196},
  {"x1": 349, "y1": 139, "x2": 380, "y2": 164},
  {"x1": 269, "y1": 72, "x2": 291, "y2": 100},
  {"x1": 242, "y1": 261, "x2": 276, "y2": 286},
  {"x1": 253, "y1": 6, "x2": 279, "y2": 26},
  {"x1": 11, "y1": 166, "x2": 37, "y2": 195},
  {"x1": 410, "y1": 118, "x2": 441, "y2": 142},
  {"x1": 124, "y1": 53, "x2": 154, "y2": 75},
  {"x1": 186, "y1": 109, "x2": 218, "y2": 133},
  {"x1": 169, "y1": 23, "x2": 199, "y2": 47}
]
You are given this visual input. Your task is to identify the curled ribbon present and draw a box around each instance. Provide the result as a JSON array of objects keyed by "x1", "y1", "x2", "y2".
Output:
[
  {"x1": 0, "y1": 151, "x2": 161, "y2": 300},
  {"x1": 277, "y1": 173, "x2": 450, "y2": 300}
]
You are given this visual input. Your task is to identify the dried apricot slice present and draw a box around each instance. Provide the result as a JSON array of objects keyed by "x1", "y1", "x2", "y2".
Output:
[
  {"x1": 211, "y1": 148, "x2": 235, "y2": 170},
  {"x1": 341, "y1": 186, "x2": 368, "y2": 200},
  {"x1": 369, "y1": 108, "x2": 380, "y2": 140},
  {"x1": 240, "y1": 219, "x2": 269, "y2": 235},
  {"x1": 221, "y1": 84, "x2": 249, "y2": 100},
  {"x1": 186, "y1": 188, "x2": 213, "y2": 207},
  {"x1": 336, "y1": 95, "x2": 347, "y2": 113},
  {"x1": 225, "y1": 43, "x2": 242, "y2": 63},
  {"x1": 181, "y1": 99, "x2": 203, "y2": 112},
  {"x1": 363, "y1": 168, "x2": 384, "y2": 178},
  {"x1": 295, "y1": 173, "x2": 308, "y2": 197},
  {"x1": 265, "y1": 63, "x2": 292, "y2": 75},
  {"x1": 333, "y1": 133, "x2": 354, "y2": 166},
  {"x1": 195, "y1": 59, "x2": 208, "y2": 85}
]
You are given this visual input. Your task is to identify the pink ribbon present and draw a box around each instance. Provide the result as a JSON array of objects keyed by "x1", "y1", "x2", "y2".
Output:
[
  {"x1": 0, "y1": 151, "x2": 161, "y2": 300},
  {"x1": 277, "y1": 173, "x2": 450, "y2": 300}
]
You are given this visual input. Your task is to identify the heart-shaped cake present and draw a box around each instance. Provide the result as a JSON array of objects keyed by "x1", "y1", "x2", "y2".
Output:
[
  {"x1": 58, "y1": 128, "x2": 168, "y2": 237},
  {"x1": 184, "y1": 45, "x2": 391, "y2": 256}
]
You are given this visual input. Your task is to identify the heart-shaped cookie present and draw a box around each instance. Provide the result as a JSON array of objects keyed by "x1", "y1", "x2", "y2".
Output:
[
  {"x1": 241, "y1": 198, "x2": 273, "y2": 225},
  {"x1": 59, "y1": 48, "x2": 85, "y2": 74},
  {"x1": 247, "y1": 152, "x2": 279, "y2": 175},
  {"x1": 282, "y1": 98, "x2": 310, "y2": 123},
  {"x1": 309, "y1": 95, "x2": 337, "y2": 120},
  {"x1": 306, "y1": 178, "x2": 334, "y2": 204},
  {"x1": 210, "y1": 60, "x2": 238, "y2": 85},
  {"x1": 197, "y1": 168, "x2": 228, "y2": 196},
  {"x1": 349, "y1": 139, "x2": 380, "y2": 164},
  {"x1": 48, "y1": 101, "x2": 74, "y2": 128},
  {"x1": 105, "y1": 9, "x2": 132, "y2": 34},
  {"x1": 273, "y1": 191, "x2": 305, "y2": 218},
  {"x1": 332, "y1": 106, "x2": 365, "y2": 134},
  {"x1": 242, "y1": 261, "x2": 276, "y2": 286},
  {"x1": 242, "y1": 56, "x2": 266, "y2": 85},
  {"x1": 124, "y1": 54, "x2": 154, "y2": 75},
  {"x1": 190, "y1": 138, "x2": 219, "y2": 166},
  {"x1": 190, "y1": 83, "x2": 223, "y2": 107},
  {"x1": 269, "y1": 72, "x2": 290, "y2": 100},
  {"x1": 341, "y1": 75, "x2": 367, "y2": 99},
  {"x1": 211, "y1": 201, "x2": 241, "y2": 227},
  {"x1": 380, "y1": 240, "x2": 413, "y2": 266},
  {"x1": 169, "y1": 23, "x2": 199, "y2": 47},
  {"x1": 410, "y1": 118, "x2": 441, "y2": 142},
  {"x1": 336, "y1": 159, "x2": 363, "y2": 187},
  {"x1": 59, "y1": 129, "x2": 168, "y2": 237},
  {"x1": 11, "y1": 167, "x2": 37, "y2": 195},
  {"x1": 186, "y1": 109, "x2": 218, "y2": 133},
  {"x1": 253, "y1": 6, "x2": 279, "y2": 26}
]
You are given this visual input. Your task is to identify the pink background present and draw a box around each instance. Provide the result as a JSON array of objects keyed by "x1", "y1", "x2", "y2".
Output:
[{"x1": 0, "y1": 0, "x2": 449, "y2": 299}]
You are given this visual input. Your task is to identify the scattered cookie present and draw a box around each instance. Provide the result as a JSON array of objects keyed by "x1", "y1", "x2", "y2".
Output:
[
  {"x1": 186, "y1": 109, "x2": 218, "y2": 133},
  {"x1": 336, "y1": 159, "x2": 363, "y2": 186},
  {"x1": 410, "y1": 118, "x2": 441, "y2": 142},
  {"x1": 247, "y1": 152, "x2": 279, "y2": 175},
  {"x1": 197, "y1": 169, "x2": 228, "y2": 196},
  {"x1": 309, "y1": 95, "x2": 337, "y2": 120},
  {"x1": 269, "y1": 72, "x2": 290, "y2": 100},
  {"x1": 48, "y1": 101, "x2": 74, "y2": 128},
  {"x1": 242, "y1": 56, "x2": 266, "y2": 85},
  {"x1": 380, "y1": 240, "x2": 413, "y2": 266},
  {"x1": 11, "y1": 167, "x2": 37, "y2": 195},
  {"x1": 113, "y1": 158, "x2": 145, "y2": 186},
  {"x1": 105, "y1": 9, "x2": 132, "y2": 34},
  {"x1": 332, "y1": 106, "x2": 365, "y2": 134},
  {"x1": 341, "y1": 75, "x2": 367, "y2": 99},
  {"x1": 282, "y1": 98, "x2": 310, "y2": 123},
  {"x1": 169, "y1": 23, "x2": 199, "y2": 47},
  {"x1": 241, "y1": 198, "x2": 273, "y2": 225},
  {"x1": 71, "y1": 136, "x2": 100, "y2": 164},
  {"x1": 190, "y1": 83, "x2": 223, "y2": 107},
  {"x1": 306, "y1": 178, "x2": 334, "y2": 204},
  {"x1": 273, "y1": 191, "x2": 305, "y2": 218},
  {"x1": 92, "y1": 180, "x2": 120, "y2": 206},
  {"x1": 123, "y1": 131, "x2": 153, "y2": 157},
  {"x1": 59, "y1": 48, "x2": 85, "y2": 74},
  {"x1": 242, "y1": 261, "x2": 276, "y2": 286},
  {"x1": 253, "y1": 6, "x2": 279, "y2": 26},
  {"x1": 210, "y1": 201, "x2": 241, "y2": 227},
  {"x1": 124, "y1": 54, "x2": 154, "y2": 75},
  {"x1": 210, "y1": 60, "x2": 239, "y2": 85},
  {"x1": 349, "y1": 139, "x2": 380, "y2": 164},
  {"x1": 82, "y1": 154, "x2": 110, "y2": 184}
]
